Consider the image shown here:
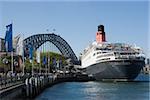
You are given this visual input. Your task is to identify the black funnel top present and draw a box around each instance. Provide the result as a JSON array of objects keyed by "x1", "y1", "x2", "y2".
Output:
[{"x1": 98, "y1": 25, "x2": 104, "y2": 32}]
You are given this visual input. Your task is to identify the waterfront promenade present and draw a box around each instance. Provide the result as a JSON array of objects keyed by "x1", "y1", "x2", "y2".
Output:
[{"x1": 0, "y1": 71, "x2": 94, "y2": 99}]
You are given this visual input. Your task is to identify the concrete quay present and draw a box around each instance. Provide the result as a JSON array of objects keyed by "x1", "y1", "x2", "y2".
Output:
[{"x1": 0, "y1": 73, "x2": 94, "y2": 99}]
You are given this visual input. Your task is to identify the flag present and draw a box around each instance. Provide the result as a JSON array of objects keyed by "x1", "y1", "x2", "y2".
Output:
[
  {"x1": 29, "y1": 44, "x2": 33, "y2": 60},
  {"x1": 56, "y1": 59, "x2": 59, "y2": 68},
  {"x1": 48, "y1": 56, "x2": 50, "y2": 65},
  {"x1": 52, "y1": 58, "x2": 56, "y2": 66},
  {"x1": 5, "y1": 24, "x2": 13, "y2": 52},
  {"x1": 43, "y1": 56, "x2": 47, "y2": 65},
  {"x1": 16, "y1": 34, "x2": 23, "y2": 55},
  {"x1": 48, "y1": 56, "x2": 50, "y2": 63},
  {"x1": 13, "y1": 34, "x2": 21, "y2": 50},
  {"x1": 59, "y1": 59, "x2": 62, "y2": 68},
  {"x1": 36, "y1": 51, "x2": 40, "y2": 63}
]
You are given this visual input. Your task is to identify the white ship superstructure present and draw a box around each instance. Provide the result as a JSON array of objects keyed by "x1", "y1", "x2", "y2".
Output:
[
  {"x1": 81, "y1": 42, "x2": 145, "y2": 68},
  {"x1": 80, "y1": 25, "x2": 145, "y2": 80}
]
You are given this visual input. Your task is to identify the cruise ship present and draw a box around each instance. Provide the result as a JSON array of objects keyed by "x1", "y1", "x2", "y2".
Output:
[{"x1": 81, "y1": 25, "x2": 145, "y2": 81}]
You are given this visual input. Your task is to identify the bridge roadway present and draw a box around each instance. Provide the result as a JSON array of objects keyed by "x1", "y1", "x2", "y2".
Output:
[{"x1": 0, "y1": 72, "x2": 93, "y2": 99}]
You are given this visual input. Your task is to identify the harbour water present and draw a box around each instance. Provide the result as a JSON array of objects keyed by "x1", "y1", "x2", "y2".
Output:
[{"x1": 36, "y1": 74, "x2": 149, "y2": 100}]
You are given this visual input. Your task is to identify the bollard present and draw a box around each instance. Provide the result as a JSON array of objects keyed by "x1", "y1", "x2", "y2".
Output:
[
  {"x1": 39, "y1": 77, "x2": 41, "y2": 90},
  {"x1": 29, "y1": 77, "x2": 33, "y2": 98},
  {"x1": 37, "y1": 77, "x2": 41, "y2": 94},
  {"x1": 32, "y1": 78, "x2": 35, "y2": 97},
  {"x1": 25, "y1": 78, "x2": 29, "y2": 97},
  {"x1": 34, "y1": 77, "x2": 38, "y2": 95}
]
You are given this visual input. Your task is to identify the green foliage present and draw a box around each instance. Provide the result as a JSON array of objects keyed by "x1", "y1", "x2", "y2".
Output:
[
  {"x1": 24, "y1": 51, "x2": 66, "y2": 71},
  {"x1": 0, "y1": 55, "x2": 11, "y2": 68},
  {"x1": 0, "y1": 51, "x2": 67, "y2": 72},
  {"x1": 0, "y1": 57, "x2": 2, "y2": 65},
  {"x1": 40, "y1": 51, "x2": 66, "y2": 65},
  {"x1": 24, "y1": 59, "x2": 32, "y2": 71}
]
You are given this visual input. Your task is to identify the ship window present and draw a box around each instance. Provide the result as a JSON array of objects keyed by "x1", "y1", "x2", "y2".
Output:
[
  {"x1": 93, "y1": 53, "x2": 95, "y2": 56},
  {"x1": 107, "y1": 48, "x2": 111, "y2": 50},
  {"x1": 96, "y1": 58, "x2": 110, "y2": 62},
  {"x1": 97, "y1": 52, "x2": 101, "y2": 54},
  {"x1": 101, "y1": 58, "x2": 110, "y2": 60},
  {"x1": 120, "y1": 53, "x2": 127, "y2": 55},
  {"x1": 96, "y1": 48, "x2": 100, "y2": 50},
  {"x1": 96, "y1": 48, "x2": 104, "y2": 50},
  {"x1": 96, "y1": 53, "x2": 113, "y2": 58}
]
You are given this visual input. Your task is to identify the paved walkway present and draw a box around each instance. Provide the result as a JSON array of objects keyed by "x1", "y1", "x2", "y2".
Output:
[{"x1": 0, "y1": 82, "x2": 24, "y2": 94}]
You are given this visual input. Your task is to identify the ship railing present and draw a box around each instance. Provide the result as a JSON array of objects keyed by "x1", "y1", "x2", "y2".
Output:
[{"x1": 115, "y1": 55, "x2": 137, "y2": 60}]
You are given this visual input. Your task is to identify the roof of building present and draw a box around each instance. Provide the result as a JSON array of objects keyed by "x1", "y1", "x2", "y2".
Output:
[{"x1": 0, "y1": 38, "x2": 4, "y2": 40}]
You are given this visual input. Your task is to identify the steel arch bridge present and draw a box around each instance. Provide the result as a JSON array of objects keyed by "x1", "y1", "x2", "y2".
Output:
[{"x1": 23, "y1": 33, "x2": 78, "y2": 63}]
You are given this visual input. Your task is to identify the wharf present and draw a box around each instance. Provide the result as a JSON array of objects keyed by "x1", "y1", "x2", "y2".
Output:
[{"x1": 0, "y1": 73, "x2": 95, "y2": 99}]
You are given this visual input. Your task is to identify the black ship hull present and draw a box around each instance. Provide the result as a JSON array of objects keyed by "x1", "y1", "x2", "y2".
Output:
[{"x1": 85, "y1": 60, "x2": 145, "y2": 81}]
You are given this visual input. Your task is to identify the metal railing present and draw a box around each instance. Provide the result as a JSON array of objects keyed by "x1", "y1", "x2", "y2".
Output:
[{"x1": 0, "y1": 75, "x2": 30, "y2": 90}]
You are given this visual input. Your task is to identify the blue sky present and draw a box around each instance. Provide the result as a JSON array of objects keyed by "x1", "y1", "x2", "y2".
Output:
[{"x1": 0, "y1": 0, "x2": 149, "y2": 57}]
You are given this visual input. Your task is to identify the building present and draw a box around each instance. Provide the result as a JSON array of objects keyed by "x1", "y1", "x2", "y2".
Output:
[
  {"x1": 0, "y1": 37, "x2": 23, "y2": 73},
  {"x1": 0, "y1": 52, "x2": 23, "y2": 73},
  {"x1": 143, "y1": 58, "x2": 150, "y2": 74},
  {"x1": 0, "y1": 38, "x2": 5, "y2": 52}
]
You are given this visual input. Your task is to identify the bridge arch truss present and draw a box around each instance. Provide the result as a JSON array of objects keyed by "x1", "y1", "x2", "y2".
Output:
[{"x1": 23, "y1": 33, "x2": 78, "y2": 62}]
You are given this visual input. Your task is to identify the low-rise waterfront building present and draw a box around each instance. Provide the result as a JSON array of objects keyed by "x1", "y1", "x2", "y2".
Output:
[
  {"x1": 0, "y1": 38, "x2": 5, "y2": 52},
  {"x1": 0, "y1": 52, "x2": 23, "y2": 73},
  {"x1": 142, "y1": 58, "x2": 150, "y2": 74}
]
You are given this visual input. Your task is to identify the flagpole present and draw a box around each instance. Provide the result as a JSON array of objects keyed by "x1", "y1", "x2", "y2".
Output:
[
  {"x1": 42, "y1": 43, "x2": 45, "y2": 74},
  {"x1": 46, "y1": 45, "x2": 48, "y2": 74},
  {"x1": 48, "y1": 53, "x2": 50, "y2": 74},
  {"x1": 32, "y1": 58, "x2": 34, "y2": 76},
  {"x1": 5, "y1": 23, "x2": 13, "y2": 74},
  {"x1": 22, "y1": 33, "x2": 25, "y2": 75},
  {"x1": 36, "y1": 50, "x2": 41, "y2": 74},
  {"x1": 32, "y1": 48, "x2": 34, "y2": 76},
  {"x1": 29, "y1": 44, "x2": 34, "y2": 76},
  {"x1": 40, "y1": 52, "x2": 41, "y2": 74},
  {"x1": 41, "y1": 43, "x2": 43, "y2": 74},
  {"x1": 11, "y1": 50, "x2": 13, "y2": 74},
  {"x1": 43, "y1": 41, "x2": 46, "y2": 73},
  {"x1": 47, "y1": 52, "x2": 49, "y2": 74},
  {"x1": 11, "y1": 23, "x2": 13, "y2": 74},
  {"x1": 45, "y1": 43, "x2": 48, "y2": 74}
]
